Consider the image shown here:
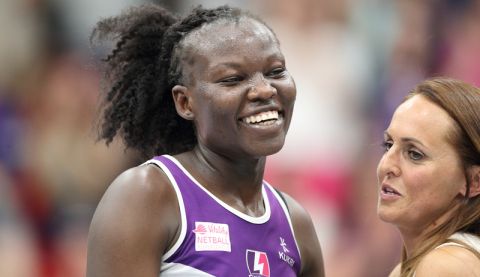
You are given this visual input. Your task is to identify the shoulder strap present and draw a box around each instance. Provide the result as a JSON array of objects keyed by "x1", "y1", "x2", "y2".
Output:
[
  {"x1": 442, "y1": 238, "x2": 480, "y2": 261},
  {"x1": 273, "y1": 187, "x2": 290, "y2": 213}
]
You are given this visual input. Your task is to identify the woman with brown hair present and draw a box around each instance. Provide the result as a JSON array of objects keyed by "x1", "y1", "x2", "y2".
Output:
[{"x1": 377, "y1": 77, "x2": 480, "y2": 276}]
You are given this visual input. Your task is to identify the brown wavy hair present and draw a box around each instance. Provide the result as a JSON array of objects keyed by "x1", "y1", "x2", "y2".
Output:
[{"x1": 399, "y1": 77, "x2": 480, "y2": 276}]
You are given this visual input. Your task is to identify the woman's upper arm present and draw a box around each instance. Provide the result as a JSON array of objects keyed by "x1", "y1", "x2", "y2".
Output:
[
  {"x1": 86, "y1": 165, "x2": 179, "y2": 277},
  {"x1": 283, "y1": 193, "x2": 325, "y2": 277}
]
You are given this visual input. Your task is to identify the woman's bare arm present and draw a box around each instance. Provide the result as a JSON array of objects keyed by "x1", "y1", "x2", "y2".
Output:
[{"x1": 87, "y1": 164, "x2": 180, "y2": 277}]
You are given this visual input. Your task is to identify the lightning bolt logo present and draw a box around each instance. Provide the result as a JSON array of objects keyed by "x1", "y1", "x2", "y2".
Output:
[{"x1": 246, "y1": 250, "x2": 270, "y2": 277}]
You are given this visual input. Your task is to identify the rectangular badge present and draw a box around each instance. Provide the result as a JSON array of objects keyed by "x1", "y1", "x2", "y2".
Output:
[{"x1": 193, "y1": 222, "x2": 231, "y2": 252}]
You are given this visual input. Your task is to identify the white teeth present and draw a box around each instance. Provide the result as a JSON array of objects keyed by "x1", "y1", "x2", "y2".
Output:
[
  {"x1": 243, "y1": 111, "x2": 279, "y2": 124},
  {"x1": 383, "y1": 187, "x2": 397, "y2": 195}
]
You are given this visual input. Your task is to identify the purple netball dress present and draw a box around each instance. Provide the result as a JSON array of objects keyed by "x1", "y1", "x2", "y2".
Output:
[{"x1": 145, "y1": 155, "x2": 301, "y2": 276}]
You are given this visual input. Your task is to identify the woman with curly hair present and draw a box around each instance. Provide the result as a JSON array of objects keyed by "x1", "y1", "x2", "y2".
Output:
[{"x1": 86, "y1": 3, "x2": 324, "y2": 276}]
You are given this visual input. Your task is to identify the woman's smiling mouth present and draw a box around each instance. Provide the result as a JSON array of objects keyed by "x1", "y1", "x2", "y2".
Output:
[{"x1": 241, "y1": 110, "x2": 280, "y2": 125}]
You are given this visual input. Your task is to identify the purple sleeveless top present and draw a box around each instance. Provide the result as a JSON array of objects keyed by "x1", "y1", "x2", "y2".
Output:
[{"x1": 146, "y1": 155, "x2": 301, "y2": 276}]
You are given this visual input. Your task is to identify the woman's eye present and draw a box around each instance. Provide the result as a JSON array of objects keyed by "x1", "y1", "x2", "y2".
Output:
[
  {"x1": 382, "y1": 141, "x2": 393, "y2": 152},
  {"x1": 408, "y1": 150, "x2": 424, "y2": 161},
  {"x1": 267, "y1": 67, "x2": 286, "y2": 78},
  {"x1": 219, "y1": 76, "x2": 242, "y2": 85}
]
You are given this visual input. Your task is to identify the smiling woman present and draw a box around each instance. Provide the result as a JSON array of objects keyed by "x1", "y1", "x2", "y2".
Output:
[
  {"x1": 86, "y1": 3, "x2": 324, "y2": 277},
  {"x1": 377, "y1": 77, "x2": 480, "y2": 277}
]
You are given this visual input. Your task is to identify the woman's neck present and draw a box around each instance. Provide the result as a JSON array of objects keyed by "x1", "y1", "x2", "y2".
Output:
[
  {"x1": 175, "y1": 146, "x2": 267, "y2": 210},
  {"x1": 399, "y1": 207, "x2": 459, "y2": 258}
]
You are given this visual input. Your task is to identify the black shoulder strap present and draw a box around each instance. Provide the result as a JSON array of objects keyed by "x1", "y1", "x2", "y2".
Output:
[{"x1": 274, "y1": 187, "x2": 290, "y2": 213}]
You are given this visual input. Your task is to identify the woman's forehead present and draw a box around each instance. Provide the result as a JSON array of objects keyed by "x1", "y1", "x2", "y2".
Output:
[
  {"x1": 389, "y1": 95, "x2": 457, "y2": 147},
  {"x1": 181, "y1": 17, "x2": 276, "y2": 52},
  {"x1": 176, "y1": 17, "x2": 282, "y2": 83}
]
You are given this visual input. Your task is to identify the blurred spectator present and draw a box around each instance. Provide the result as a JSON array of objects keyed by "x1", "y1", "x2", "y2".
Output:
[
  {"x1": 0, "y1": 165, "x2": 39, "y2": 277},
  {"x1": 431, "y1": 0, "x2": 480, "y2": 86},
  {"x1": 1, "y1": 1, "x2": 139, "y2": 276},
  {"x1": 374, "y1": 0, "x2": 434, "y2": 130},
  {"x1": 17, "y1": 51, "x2": 137, "y2": 277}
]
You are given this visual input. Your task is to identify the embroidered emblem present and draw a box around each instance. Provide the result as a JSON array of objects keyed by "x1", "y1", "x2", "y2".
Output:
[
  {"x1": 246, "y1": 250, "x2": 270, "y2": 277},
  {"x1": 280, "y1": 237, "x2": 289, "y2": 253},
  {"x1": 193, "y1": 222, "x2": 231, "y2": 252},
  {"x1": 278, "y1": 237, "x2": 295, "y2": 267}
]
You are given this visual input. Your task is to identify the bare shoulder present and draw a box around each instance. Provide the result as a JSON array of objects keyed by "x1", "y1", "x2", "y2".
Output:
[
  {"x1": 90, "y1": 164, "x2": 179, "y2": 234},
  {"x1": 280, "y1": 191, "x2": 325, "y2": 277},
  {"x1": 94, "y1": 163, "x2": 177, "y2": 213},
  {"x1": 87, "y1": 164, "x2": 180, "y2": 277},
  {"x1": 388, "y1": 263, "x2": 401, "y2": 277},
  {"x1": 415, "y1": 245, "x2": 480, "y2": 277}
]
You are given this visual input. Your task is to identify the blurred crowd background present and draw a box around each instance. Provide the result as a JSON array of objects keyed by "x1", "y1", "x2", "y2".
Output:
[{"x1": 1, "y1": 0, "x2": 480, "y2": 276}]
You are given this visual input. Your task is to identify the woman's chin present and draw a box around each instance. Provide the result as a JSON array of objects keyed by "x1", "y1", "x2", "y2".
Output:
[{"x1": 377, "y1": 207, "x2": 397, "y2": 224}]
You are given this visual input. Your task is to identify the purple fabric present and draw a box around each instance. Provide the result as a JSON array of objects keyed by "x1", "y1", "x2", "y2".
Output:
[{"x1": 155, "y1": 155, "x2": 301, "y2": 276}]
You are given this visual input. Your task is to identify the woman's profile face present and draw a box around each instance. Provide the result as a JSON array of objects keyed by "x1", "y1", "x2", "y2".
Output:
[
  {"x1": 376, "y1": 95, "x2": 467, "y2": 232},
  {"x1": 179, "y1": 17, "x2": 296, "y2": 159}
]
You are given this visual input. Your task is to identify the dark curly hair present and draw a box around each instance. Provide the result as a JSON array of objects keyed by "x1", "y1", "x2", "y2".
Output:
[{"x1": 91, "y1": 3, "x2": 270, "y2": 158}]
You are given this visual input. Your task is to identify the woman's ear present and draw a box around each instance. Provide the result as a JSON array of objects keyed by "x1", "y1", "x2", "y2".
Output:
[
  {"x1": 466, "y1": 165, "x2": 480, "y2": 198},
  {"x1": 172, "y1": 85, "x2": 194, "y2": 120}
]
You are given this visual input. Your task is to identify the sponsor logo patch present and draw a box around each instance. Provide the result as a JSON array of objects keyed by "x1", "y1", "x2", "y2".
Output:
[
  {"x1": 193, "y1": 222, "x2": 231, "y2": 252},
  {"x1": 246, "y1": 250, "x2": 270, "y2": 277}
]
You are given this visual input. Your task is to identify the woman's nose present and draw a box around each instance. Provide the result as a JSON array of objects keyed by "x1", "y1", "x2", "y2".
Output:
[
  {"x1": 379, "y1": 147, "x2": 401, "y2": 178},
  {"x1": 247, "y1": 75, "x2": 277, "y2": 101}
]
